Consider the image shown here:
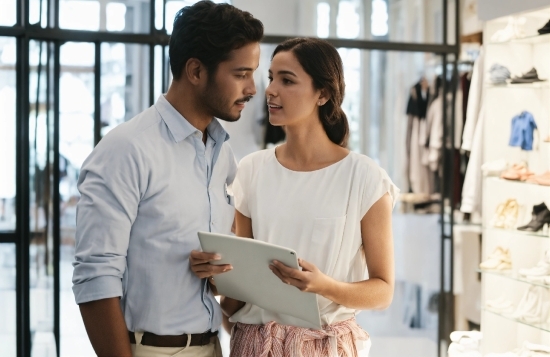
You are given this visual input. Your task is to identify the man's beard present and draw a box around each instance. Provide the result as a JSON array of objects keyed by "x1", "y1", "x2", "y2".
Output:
[{"x1": 200, "y1": 78, "x2": 253, "y2": 122}]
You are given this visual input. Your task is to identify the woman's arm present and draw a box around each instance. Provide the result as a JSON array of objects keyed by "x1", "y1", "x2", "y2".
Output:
[
  {"x1": 220, "y1": 210, "x2": 252, "y2": 325},
  {"x1": 270, "y1": 193, "x2": 394, "y2": 310}
]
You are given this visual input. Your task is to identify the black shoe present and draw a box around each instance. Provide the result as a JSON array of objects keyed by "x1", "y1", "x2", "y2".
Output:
[
  {"x1": 511, "y1": 68, "x2": 545, "y2": 84},
  {"x1": 538, "y1": 20, "x2": 550, "y2": 34},
  {"x1": 517, "y1": 203, "x2": 550, "y2": 232}
]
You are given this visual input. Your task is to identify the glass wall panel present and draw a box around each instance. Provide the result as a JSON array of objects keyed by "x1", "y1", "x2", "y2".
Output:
[
  {"x1": 232, "y1": 0, "x2": 447, "y2": 44},
  {"x1": 0, "y1": 0, "x2": 17, "y2": 26},
  {"x1": 106, "y1": 1, "x2": 151, "y2": 33},
  {"x1": 29, "y1": 39, "x2": 56, "y2": 357},
  {"x1": 59, "y1": 0, "x2": 100, "y2": 31},
  {"x1": 0, "y1": 243, "x2": 16, "y2": 357},
  {"x1": 29, "y1": 0, "x2": 48, "y2": 27},
  {"x1": 0, "y1": 37, "x2": 16, "y2": 232},
  {"x1": 101, "y1": 43, "x2": 150, "y2": 137},
  {"x1": 360, "y1": 50, "x2": 443, "y2": 357},
  {"x1": 59, "y1": 41, "x2": 95, "y2": 357}
]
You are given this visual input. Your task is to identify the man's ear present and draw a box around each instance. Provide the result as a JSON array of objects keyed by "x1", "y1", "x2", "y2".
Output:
[{"x1": 185, "y1": 58, "x2": 205, "y2": 85}]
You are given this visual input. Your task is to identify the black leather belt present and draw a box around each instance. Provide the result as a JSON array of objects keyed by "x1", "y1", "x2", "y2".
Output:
[{"x1": 128, "y1": 330, "x2": 218, "y2": 347}]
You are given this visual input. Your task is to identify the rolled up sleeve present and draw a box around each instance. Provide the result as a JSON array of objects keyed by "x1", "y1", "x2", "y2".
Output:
[{"x1": 72, "y1": 137, "x2": 144, "y2": 304}]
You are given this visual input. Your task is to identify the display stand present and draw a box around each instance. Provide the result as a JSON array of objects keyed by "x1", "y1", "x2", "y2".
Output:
[{"x1": 479, "y1": 8, "x2": 550, "y2": 354}]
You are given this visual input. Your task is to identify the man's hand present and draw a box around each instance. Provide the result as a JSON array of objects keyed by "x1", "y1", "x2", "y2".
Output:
[{"x1": 189, "y1": 250, "x2": 232, "y2": 279}]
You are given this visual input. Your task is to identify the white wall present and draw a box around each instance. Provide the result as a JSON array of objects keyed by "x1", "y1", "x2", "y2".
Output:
[{"x1": 478, "y1": 0, "x2": 550, "y2": 21}]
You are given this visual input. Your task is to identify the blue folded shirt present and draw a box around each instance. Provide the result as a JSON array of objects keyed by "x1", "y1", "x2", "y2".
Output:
[{"x1": 509, "y1": 111, "x2": 537, "y2": 151}]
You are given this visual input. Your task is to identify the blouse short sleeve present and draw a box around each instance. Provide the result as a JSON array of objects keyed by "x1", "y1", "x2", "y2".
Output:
[
  {"x1": 360, "y1": 162, "x2": 400, "y2": 218},
  {"x1": 230, "y1": 155, "x2": 253, "y2": 218}
]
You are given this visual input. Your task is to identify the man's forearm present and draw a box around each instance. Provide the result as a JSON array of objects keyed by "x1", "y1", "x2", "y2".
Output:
[{"x1": 79, "y1": 297, "x2": 132, "y2": 357}]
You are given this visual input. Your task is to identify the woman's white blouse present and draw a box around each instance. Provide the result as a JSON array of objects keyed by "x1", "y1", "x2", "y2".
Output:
[{"x1": 230, "y1": 148, "x2": 399, "y2": 326}]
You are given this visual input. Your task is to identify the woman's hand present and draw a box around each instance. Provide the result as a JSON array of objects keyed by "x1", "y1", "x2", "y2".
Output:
[{"x1": 270, "y1": 258, "x2": 333, "y2": 295}]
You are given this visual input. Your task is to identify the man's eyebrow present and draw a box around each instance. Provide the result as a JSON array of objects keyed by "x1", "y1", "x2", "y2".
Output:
[{"x1": 233, "y1": 67, "x2": 254, "y2": 72}]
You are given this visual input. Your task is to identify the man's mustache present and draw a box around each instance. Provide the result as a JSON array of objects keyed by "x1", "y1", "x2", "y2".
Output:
[{"x1": 236, "y1": 96, "x2": 253, "y2": 103}]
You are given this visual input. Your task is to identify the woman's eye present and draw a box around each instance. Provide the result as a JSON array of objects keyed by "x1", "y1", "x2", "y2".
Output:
[
  {"x1": 283, "y1": 78, "x2": 293, "y2": 85},
  {"x1": 268, "y1": 76, "x2": 273, "y2": 82}
]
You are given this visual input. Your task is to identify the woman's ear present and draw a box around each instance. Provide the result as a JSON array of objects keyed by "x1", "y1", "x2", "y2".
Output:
[{"x1": 318, "y1": 89, "x2": 330, "y2": 106}]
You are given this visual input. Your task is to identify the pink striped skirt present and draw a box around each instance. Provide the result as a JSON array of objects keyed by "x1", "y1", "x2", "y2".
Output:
[{"x1": 229, "y1": 318, "x2": 369, "y2": 357}]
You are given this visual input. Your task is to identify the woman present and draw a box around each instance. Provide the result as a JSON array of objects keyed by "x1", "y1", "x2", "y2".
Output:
[{"x1": 221, "y1": 38, "x2": 398, "y2": 357}]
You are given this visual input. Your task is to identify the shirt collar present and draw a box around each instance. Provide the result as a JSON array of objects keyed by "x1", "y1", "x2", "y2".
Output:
[{"x1": 154, "y1": 95, "x2": 230, "y2": 144}]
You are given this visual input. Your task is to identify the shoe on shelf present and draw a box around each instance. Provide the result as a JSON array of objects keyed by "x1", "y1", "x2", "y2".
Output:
[
  {"x1": 486, "y1": 296, "x2": 515, "y2": 314},
  {"x1": 488, "y1": 64, "x2": 512, "y2": 85},
  {"x1": 491, "y1": 199, "x2": 519, "y2": 229},
  {"x1": 523, "y1": 341, "x2": 550, "y2": 354},
  {"x1": 482, "y1": 159, "x2": 508, "y2": 176},
  {"x1": 538, "y1": 19, "x2": 550, "y2": 34},
  {"x1": 450, "y1": 331, "x2": 483, "y2": 343},
  {"x1": 480, "y1": 247, "x2": 512, "y2": 270},
  {"x1": 517, "y1": 203, "x2": 550, "y2": 232},
  {"x1": 448, "y1": 341, "x2": 482, "y2": 357},
  {"x1": 500, "y1": 163, "x2": 534, "y2": 181},
  {"x1": 519, "y1": 250, "x2": 550, "y2": 278},
  {"x1": 513, "y1": 286, "x2": 550, "y2": 324},
  {"x1": 526, "y1": 172, "x2": 550, "y2": 186},
  {"x1": 511, "y1": 68, "x2": 546, "y2": 84},
  {"x1": 491, "y1": 16, "x2": 526, "y2": 42}
]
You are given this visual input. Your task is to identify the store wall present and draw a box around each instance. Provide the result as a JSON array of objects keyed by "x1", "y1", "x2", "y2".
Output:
[{"x1": 478, "y1": 0, "x2": 550, "y2": 21}]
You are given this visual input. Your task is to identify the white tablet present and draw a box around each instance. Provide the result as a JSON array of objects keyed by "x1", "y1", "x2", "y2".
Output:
[{"x1": 198, "y1": 231, "x2": 322, "y2": 330}]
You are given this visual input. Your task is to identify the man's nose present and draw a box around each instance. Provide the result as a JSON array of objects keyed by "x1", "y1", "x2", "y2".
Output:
[{"x1": 246, "y1": 77, "x2": 257, "y2": 96}]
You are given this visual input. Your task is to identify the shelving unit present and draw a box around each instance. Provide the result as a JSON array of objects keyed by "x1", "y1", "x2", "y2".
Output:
[
  {"x1": 478, "y1": 269, "x2": 550, "y2": 289},
  {"x1": 478, "y1": 7, "x2": 550, "y2": 354},
  {"x1": 482, "y1": 227, "x2": 550, "y2": 239},
  {"x1": 489, "y1": 33, "x2": 550, "y2": 46},
  {"x1": 483, "y1": 308, "x2": 550, "y2": 333}
]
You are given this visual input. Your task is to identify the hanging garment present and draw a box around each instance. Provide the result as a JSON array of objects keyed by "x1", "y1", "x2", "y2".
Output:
[
  {"x1": 406, "y1": 82, "x2": 432, "y2": 195},
  {"x1": 462, "y1": 47, "x2": 485, "y2": 152},
  {"x1": 461, "y1": 47, "x2": 486, "y2": 215},
  {"x1": 461, "y1": 107, "x2": 485, "y2": 214},
  {"x1": 509, "y1": 111, "x2": 537, "y2": 151},
  {"x1": 425, "y1": 89, "x2": 463, "y2": 172}
]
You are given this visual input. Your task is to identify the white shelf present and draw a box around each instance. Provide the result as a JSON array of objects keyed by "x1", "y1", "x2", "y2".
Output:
[
  {"x1": 488, "y1": 33, "x2": 550, "y2": 46},
  {"x1": 483, "y1": 308, "x2": 550, "y2": 333},
  {"x1": 485, "y1": 177, "x2": 550, "y2": 188},
  {"x1": 483, "y1": 226, "x2": 550, "y2": 239},
  {"x1": 478, "y1": 269, "x2": 550, "y2": 289},
  {"x1": 485, "y1": 82, "x2": 550, "y2": 89}
]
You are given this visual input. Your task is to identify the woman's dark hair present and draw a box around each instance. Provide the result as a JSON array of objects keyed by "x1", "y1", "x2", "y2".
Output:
[
  {"x1": 272, "y1": 38, "x2": 349, "y2": 147},
  {"x1": 169, "y1": 1, "x2": 264, "y2": 80}
]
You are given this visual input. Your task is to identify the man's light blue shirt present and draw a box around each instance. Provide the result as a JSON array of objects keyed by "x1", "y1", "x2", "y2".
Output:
[{"x1": 72, "y1": 95, "x2": 237, "y2": 334}]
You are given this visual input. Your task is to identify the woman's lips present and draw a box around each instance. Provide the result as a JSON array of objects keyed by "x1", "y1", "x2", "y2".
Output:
[{"x1": 268, "y1": 104, "x2": 282, "y2": 113}]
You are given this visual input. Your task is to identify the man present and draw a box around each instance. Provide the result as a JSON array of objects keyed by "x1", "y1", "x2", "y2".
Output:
[{"x1": 72, "y1": 2, "x2": 263, "y2": 356}]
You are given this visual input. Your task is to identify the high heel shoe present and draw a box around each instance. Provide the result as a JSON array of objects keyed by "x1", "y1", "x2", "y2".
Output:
[{"x1": 517, "y1": 203, "x2": 550, "y2": 232}]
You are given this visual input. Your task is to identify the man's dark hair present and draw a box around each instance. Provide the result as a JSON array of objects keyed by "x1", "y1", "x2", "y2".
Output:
[{"x1": 169, "y1": 1, "x2": 264, "y2": 80}]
